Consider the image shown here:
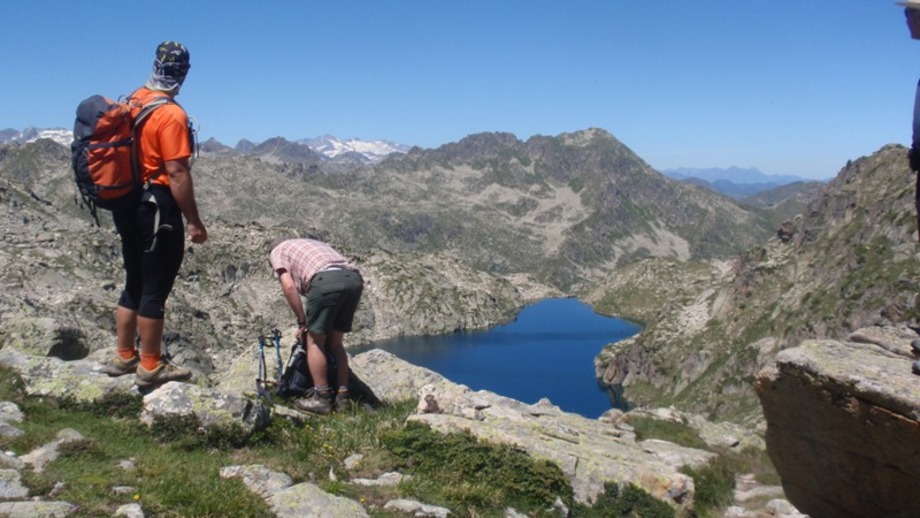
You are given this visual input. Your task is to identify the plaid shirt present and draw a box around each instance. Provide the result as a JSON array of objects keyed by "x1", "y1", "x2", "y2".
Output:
[{"x1": 269, "y1": 239, "x2": 359, "y2": 294}]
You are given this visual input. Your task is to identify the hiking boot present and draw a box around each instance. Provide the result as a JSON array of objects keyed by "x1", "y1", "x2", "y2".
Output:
[
  {"x1": 135, "y1": 361, "x2": 192, "y2": 387},
  {"x1": 334, "y1": 390, "x2": 351, "y2": 411},
  {"x1": 100, "y1": 355, "x2": 139, "y2": 377},
  {"x1": 294, "y1": 389, "x2": 333, "y2": 415}
]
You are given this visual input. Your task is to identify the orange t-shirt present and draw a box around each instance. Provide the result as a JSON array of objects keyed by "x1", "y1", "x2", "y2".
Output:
[{"x1": 130, "y1": 87, "x2": 191, "y2": 187}]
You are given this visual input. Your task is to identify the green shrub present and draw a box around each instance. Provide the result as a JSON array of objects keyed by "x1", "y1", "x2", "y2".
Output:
[
  {"x1": 382, "y1": 421, "x2": 573, "y2": 515},
  {"x1": 627, "y1": 415, "x2": 708, "y2": 450},
  {"x1": 149, "y1": 413, "x2": 249, "y2": 450},
  {"x1": 573, "y1": 482, "x2": 676, "y2": 518},
  {"x1": 681, "y1": 459, "x2": 735, "y2": 514},
  {"x1": 58, "y1": 391, "x2": 143, "y2": 419}
]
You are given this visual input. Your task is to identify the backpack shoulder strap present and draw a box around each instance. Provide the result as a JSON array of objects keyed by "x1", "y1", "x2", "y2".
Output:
[
  {"x1": 133, "y1": 96, "x2": 173, "y2": 128},
  {"x1": 129, "y1": 96, "x2": 175, "y2": 186}
]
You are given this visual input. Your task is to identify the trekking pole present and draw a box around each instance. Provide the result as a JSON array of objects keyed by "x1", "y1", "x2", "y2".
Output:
[
  {"x1": 272, "y1": 328, "x2": 283, "y2": 382},
  {"x1": 257, "y1": 334, "x2": 267, "y2": 387},
  {"x1": 254, "y1": 334, "x2": 276, "y2": 405}
]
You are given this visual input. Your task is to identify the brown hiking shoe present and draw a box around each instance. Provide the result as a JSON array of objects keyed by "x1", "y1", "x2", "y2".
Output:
[
  {"x1": 334, "y1": 390, "x2": 350, "y2": 411},
  {"x1": 100, "y1": 355, "x2": 139, "y2": 377},
  {"x1": 294, "y1": 389, "x2": 333, "y2": 415},
  {"x1": 135, "y1": 361, "x2": 192, "y2": 387}
]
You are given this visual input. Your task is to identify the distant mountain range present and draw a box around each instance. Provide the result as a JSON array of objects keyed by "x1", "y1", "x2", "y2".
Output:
[
  {"x1": 661, "y1": 166, "x2": 825, "y2": 199},
  {"x1": 0, "y1": 126, "x2": 410, "y2": 164},
  {"x1": 661, "y1": 166, "x2": 809, "y2": 185},
  {"x1": 0, "y1": 127, "x2": 73, "y2": 148},
  {"x1": 0, "y1": 127, "x2": 821, "y2": 192}
]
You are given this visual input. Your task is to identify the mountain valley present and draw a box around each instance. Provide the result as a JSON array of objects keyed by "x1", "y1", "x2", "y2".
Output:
[{"x1": 3, "y1": 127, "x2": 918, "y2": 516}]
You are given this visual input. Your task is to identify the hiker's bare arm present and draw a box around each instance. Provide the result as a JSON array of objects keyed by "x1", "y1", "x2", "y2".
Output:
[
  {"x1": 165, "y1": 158, "x2": 208, "y2": 244},
  {"x1": 277, "y1": 270, "x2": 307, "y2": 326}
]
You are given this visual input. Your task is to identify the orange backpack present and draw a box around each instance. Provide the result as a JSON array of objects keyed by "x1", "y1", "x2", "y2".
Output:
[{"x1": 71, "y1": 95, "x2": 171, "y2": 222}]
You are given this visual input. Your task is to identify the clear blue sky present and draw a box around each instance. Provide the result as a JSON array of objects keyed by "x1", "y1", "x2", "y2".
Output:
[{"x1": 3, "y1": 1, "x2": 917, "y2": 179}]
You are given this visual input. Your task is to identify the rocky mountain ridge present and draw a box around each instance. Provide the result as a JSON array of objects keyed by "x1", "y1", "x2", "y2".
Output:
[
  {"x1": 592, "y1": 144, "x2": 920, "y2": 424},
  {"x1": 175, "y1": 128, "x2": 779, "y2": 294}
]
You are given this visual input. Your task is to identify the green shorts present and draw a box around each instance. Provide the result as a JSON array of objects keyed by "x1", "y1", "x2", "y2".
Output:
[{"x1": 305, "y1": 269, "x2": 364, "y2": 335}]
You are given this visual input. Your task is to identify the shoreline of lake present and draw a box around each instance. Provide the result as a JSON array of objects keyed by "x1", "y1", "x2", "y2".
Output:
[{"x1": 353, "y1": 297, "x2": 641, "y2": 418}]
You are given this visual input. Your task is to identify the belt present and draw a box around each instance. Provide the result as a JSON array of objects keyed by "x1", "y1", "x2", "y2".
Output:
[{"x1": 318, "y1": 264, "x2": 346, "y2": 273}]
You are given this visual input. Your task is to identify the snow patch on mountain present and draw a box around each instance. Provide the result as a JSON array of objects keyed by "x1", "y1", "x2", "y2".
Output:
[
  {"x1": 3, "y1": 127, "x2": 410, "y2": 163},
  {"x1": 1, "y1": 127, "x2": 73, "y2": 147},
  {"x1": 299, "y1": 135, "x2": 411, "y2": 161}
]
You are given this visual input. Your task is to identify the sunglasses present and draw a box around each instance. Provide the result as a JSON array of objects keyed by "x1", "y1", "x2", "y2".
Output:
[{"x1": 159, "y1": 62, "x2": 191, "y2": 78}]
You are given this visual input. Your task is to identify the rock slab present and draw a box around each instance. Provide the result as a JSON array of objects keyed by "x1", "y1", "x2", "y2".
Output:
[{"x1": 756, "y1": 328, "x2": 920, "y2": 518}]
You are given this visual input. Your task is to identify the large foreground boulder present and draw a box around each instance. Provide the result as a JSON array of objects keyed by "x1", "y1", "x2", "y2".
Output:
[
  {"x1": 0, "y1": 348, "x2": 134, "y2": 401},
  {"x1": 755, "y1": 325, "x2": 920, "y2": 518},
  {"x1": 0, "y1": 348, "x2": 268, "y2": 438}
]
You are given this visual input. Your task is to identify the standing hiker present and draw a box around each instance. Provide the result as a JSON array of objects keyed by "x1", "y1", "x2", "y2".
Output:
[
  {"x1": 903, "y1": 1, "x2": 920, "y2": 243},
  {"x1": 269, "y1": 238, "x2": 364, "y2": 414},
  {"x1": 100, "y1": 41, "x2": 208, "y2": 386},
  {"x1": 900, "y1": 1, "x2": 920, "y2": 375}
]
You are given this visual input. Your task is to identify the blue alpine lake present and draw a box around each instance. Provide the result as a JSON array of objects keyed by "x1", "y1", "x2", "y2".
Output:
[{"x1": 354, "y1": 298, "x2": 641, "y2": 418}]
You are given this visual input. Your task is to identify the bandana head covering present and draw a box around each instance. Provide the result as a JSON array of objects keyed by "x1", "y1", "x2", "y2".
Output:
[{"x1": 146, "y1": 41, "x2": 191, "y2": 93}]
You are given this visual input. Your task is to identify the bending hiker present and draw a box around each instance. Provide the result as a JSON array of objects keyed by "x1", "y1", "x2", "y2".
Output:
[
  {"x1": 101, "y1": 41, "x2": 208, "y2": 386},
  {"x1": 269, "y1": 238, "x2": 364, "y2": 414}
]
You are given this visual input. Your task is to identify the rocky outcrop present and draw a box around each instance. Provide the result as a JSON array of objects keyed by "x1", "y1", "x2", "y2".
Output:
[
  {"x1": 756, "y1": 325, "x2": 920, "y2": 518},
  {"x1": 360, "y1": 249, "x2": 524, "y2": 338},
  {"x1": 595, "y1": 144, "x2": 920, "y2": 422},
  {"x1": 352, "y1": 349, "x2": 714, "y2": 512}
]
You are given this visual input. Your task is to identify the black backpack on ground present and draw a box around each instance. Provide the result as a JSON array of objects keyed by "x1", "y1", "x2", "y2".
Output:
[
  {"x1": 257, "y1": 331, "x2": 381, "y2": 408},
  {"x1": 275, "y1": 341, "x2": 341, "y2": 399},
  {"x1": 275, "y1": 341, "x2": 313, "y2": 398}
]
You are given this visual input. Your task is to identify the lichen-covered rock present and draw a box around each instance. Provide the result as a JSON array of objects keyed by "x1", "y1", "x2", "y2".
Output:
[
  {"x1": 0, "y1": 401, "x2": 24, "y2": 438},
  {"x1": 0, "y1": 401, "x2": 24, "y2": 424},
  {"x1": 0, "y1": 317, "x2": 90, "y2": 359},
  {"x1": 0, "y1": 468, "x2": 29, "y2": 499},
  {"x1": 383, "y1": 499, "x2": 450, "y2": 518},
  {"x1": 220, "y1": 464, "x2": 293, "y2": 499},
  {"x1": 20, "y1": 428, "x2": 85, "y2": 474},
  {"x1": 139, "y1": 382, "x2": 270, "y2": 436},
  {"x1": 0, "y1": 349, "x2": 135, "y2": 402},
  {"x1": 267, "y1": 482, "x2": 369, "y2": 518},
  {"x1": 350, "y1": 349, "x2": 446, "y2": 403},
  {"x1": 0, "y1": 500, "x2": 79, "y2": 518}
]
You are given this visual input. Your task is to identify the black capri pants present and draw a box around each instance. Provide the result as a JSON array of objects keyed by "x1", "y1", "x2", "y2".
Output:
[{"x1": 112, "y1": 185, "x2": 185, "y2": 319}]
